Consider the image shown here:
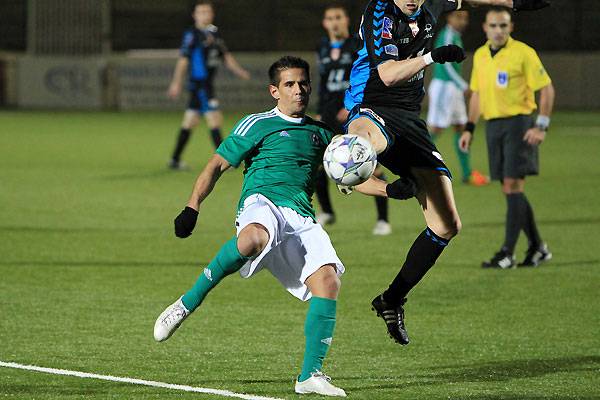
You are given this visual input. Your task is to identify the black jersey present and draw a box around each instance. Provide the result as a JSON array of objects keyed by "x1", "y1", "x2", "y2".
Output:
[
  {"x1": 180, "y1": 24, "x2": 228, "y2": 86},
  {"x1": 316, "y1": 35, "x2": 361, "y2": 121},
  {"x1": 344, "y1": 0, "x2": 459, "y2": 112}
]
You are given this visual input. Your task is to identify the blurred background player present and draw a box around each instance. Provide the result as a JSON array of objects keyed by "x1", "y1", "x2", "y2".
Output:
[
  {"x1": 315, "y1": 3, "x2": 392, "y2": 235},
  {"x1": 167, "y1": 0, "x2": 251, "y2": 170},
  {"x1": 427, "y1": 10, "x2": 489, "y2": 186},
  {"x1": 460, "y1": 7, "x2": 555, "y2": 268}
]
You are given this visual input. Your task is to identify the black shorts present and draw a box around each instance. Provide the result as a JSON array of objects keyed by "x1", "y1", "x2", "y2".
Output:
[
  {"x1": 187, "y1": 80, "x2": 219, "y2": 114},
  {"x1": 345, "y1": 105, "x2": 451, "y2": 179},
  {"x1": 486, "y1": 114, "x2": 538, "y2": 181}
]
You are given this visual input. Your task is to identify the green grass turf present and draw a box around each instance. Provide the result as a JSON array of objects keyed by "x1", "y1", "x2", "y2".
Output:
[{"x1": 0, "y1": 110, "x2": 598, "y2": 399}]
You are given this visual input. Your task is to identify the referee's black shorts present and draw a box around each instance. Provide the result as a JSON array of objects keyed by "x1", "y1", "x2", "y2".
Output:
[
  {"x1": 486, "y1": 114, "x2": 539, "y2": 181},
  {"x1": 345, "y1": 105, "x2": 451, "y2": 179}
]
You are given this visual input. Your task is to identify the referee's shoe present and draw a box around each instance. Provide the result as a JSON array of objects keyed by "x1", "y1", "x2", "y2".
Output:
[
  {"x1": 518, "y1": 243, "x2": 552, "y2": 267},
  {"x1": 371, "y1": 295, "x2": 410, "y2": 345}
]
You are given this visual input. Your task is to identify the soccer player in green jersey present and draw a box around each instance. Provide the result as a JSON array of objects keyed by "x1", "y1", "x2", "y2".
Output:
[
  {"x1": 154, "y1": 56, "x2": 347, "y2": 396},
  {"x1": 427, "y1": 10, "x2": 489, "y2": 186}
]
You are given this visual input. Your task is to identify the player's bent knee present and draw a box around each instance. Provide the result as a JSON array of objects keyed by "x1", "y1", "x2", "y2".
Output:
[
  {"x1": 237, "y1": 223, "x2": 269, "y2": 258},
  {"x1": 306, "y1": 265, "x2": 340, "y2": 299}
]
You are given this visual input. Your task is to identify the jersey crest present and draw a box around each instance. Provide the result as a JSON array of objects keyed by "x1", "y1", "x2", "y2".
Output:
[{"x1": 382, "y1": 17, "x2": 393, "y2": 39}]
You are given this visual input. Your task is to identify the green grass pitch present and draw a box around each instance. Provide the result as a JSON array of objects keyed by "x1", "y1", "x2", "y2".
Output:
[{"x1": 0, "y1": 110, "x2": 598, "y2": 399}]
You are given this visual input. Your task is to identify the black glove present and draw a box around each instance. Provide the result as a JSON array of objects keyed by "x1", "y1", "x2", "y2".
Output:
[
  {"x1": 431, "y1": 45, "x2": 466, "y2": 64},
  {"x1": 174, "y1": 207, "x2": 198, "y2": 238},
  {"x1": 513, "y1": 0, "x2": 550, "y2": 11},
  {"x1": 386, "y1": 177, "x2": 417, "y2": 200}
]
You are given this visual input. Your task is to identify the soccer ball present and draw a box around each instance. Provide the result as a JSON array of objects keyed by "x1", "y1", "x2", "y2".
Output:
[{"x1": 323, "y1": 134, "x2": 377, "y2": 186}]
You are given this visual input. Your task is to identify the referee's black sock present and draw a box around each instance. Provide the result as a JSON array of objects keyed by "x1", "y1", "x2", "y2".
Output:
[
  {"x1": 383, "y1": 227, "x2": 449, "y2": 305},
  {"x1": 314, "y1": 168, "x2": 334, "y2": 215},
  {"x1": 503, "y1": 193, "x2": 527, "y2": 254},
  {"x1": 374, "y1": 172, "x2": 388, "y2": 222},
  {"x1": 171, "y1": 128, "x2": 191, "y2": 162},
  {"x1": 522, "y1": 194, "x2": 542, "y2": 249},
  {"x1": 210, "y1": 128, "x2": 223, "y2": 148}
]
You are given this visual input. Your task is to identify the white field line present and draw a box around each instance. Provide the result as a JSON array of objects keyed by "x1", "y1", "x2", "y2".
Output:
[{"x1": 0, "y1": 360, "x2": 283, "y2": 400}]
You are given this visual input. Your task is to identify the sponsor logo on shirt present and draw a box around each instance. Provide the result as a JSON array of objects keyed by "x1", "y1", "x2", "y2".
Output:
[
  {"x1": 382, "y1": 17, "x2": 393, "y2": 39},
  {"x1": 279, "y1": 130, "x2": 290, "y2": 137},
  {"x1": 409, "y1": 21, "x2": 419, "y2": 37},
  {"x1": 384, "y1": 44, "x2": 399, "y2": 56},
  {"x1": 497, "y1": 71, "x2": 509, "y2": 88}
]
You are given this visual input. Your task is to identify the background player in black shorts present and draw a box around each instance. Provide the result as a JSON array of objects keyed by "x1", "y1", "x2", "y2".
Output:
[
  {"x1": 315, "y1": 3, "x2": 392, "y2": 236},
  {"x1": 342, "y1": 0, "x2": 550, "y2": 345},
  {"x1": 167, "y1": 0, "x2": 250, "y2": 170}
]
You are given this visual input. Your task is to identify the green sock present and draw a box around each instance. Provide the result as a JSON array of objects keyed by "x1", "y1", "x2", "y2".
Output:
[
  {"x1": 454, "y1": 131, "x2": 472, "y2": 181},
  {"x1": 181, "y1": 236, "x2": 249, "y2": 312},
  {"x1": 298, "y1": 297, "x2": 337, "y2": 382}
]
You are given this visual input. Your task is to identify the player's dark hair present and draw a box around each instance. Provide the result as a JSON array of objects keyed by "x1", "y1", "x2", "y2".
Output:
[
  {"x1": 486, "y1": 6, "x2": 512, "y2": 21},
  {"x1": 268, "y1": 56, "x2": 310, "y2": 86},
  {"x1": 324, "y1": 2, "x2": 349, "y2": 16},
  {"x1": 195, "y1": 0, "x2": 213, "y2": 8}
]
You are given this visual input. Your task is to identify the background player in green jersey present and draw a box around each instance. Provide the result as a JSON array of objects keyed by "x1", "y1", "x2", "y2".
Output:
[
  {"x1": 154, "y1": 56, "x2": 347, "y2": 396},
  {"x1": 427, "y1": 10, "x2": 489, "y2": 186}
]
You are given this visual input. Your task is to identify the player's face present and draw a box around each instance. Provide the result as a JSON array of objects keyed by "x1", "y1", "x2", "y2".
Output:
[
  {"x1": 447, "y1": 11, "x2": 469, "y2": 33},
  {"x1": 193, "y1": 4, "x2": 214, "y2": 27},
  {"x1": 322, "y1": 8, "x2": 350, "y2": 38},
  {"x1": 394, "y1": 0, "x2": 426, "y2": 16},
  {"x1": 269, "y1": 68, "x2": 311, "y2": 118},
  {"x1": 483, "y1": 11, "x2": 513, "y2": 48}
]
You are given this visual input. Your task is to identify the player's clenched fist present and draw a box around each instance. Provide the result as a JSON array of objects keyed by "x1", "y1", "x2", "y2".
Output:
[
  {"x1": 431, "y1": 45, "x2": 466, "y2": 64},
  {"x1": 174, "y1": 207, "x2": 199, "y2": 238}
]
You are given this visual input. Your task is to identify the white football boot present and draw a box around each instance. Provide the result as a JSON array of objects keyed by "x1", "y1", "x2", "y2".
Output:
[
  {"x1": 295, "y1": 371, "x2": 347, "y2": 397},
  {"x1": 154, "y1": 296, "x2": 190, "y2": 342},
  {"x1": 372, "y1": 220, "x2": 392, "y2": 236}
]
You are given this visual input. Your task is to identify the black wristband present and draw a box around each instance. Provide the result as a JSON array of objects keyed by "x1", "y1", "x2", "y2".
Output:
[{"x1": 464, "y1": 121, "x2": 476, "y2": 134}]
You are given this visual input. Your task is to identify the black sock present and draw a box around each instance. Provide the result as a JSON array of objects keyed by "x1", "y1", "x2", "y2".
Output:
[
  {"x1": 503, "y1": 193, "x2": 527, "y2": 254},
  {"x1": 314, "y1": 168, "x2": 334, "y2": 214},
  {"x1": 383, "y1": 227, "x2": 449, "y2": 305},
  {"x1": 210, "y1": 128, "x2": 222, "y2": 148},
  {"x1": 375, "y1": 173, "x2": 388, "y2": 221},
  {"x1": 171, "y1": 128, "x2": 191, "y2": 162},
  {"x1": 522, "y1": 195, "x2": 542, "y2": 249}
]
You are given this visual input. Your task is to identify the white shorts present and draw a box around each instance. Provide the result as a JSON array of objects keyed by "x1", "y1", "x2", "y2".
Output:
[
  {"x1": 235, "y1": 194, "x2": 345, "y2": 301},
  {"x1": 426, "y1": 79, "x2": 468, "y2": 129}
]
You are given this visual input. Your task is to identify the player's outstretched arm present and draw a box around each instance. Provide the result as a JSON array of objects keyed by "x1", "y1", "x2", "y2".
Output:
[
  {"x1": 354, "y1": 175, "x2": 417, "y2": 200},
  {"x1": 463, "y1": 0, "x2": 550, "y2": 11},
  {"x1": 378, "y1": 45, "x2": 466, "y2": 87},
  {"x1": 224, "y1": 53, "x2": 251, "y2": 80},
  {"x1": 174, "y1": 154, "x2": 231, "y2": 238}
]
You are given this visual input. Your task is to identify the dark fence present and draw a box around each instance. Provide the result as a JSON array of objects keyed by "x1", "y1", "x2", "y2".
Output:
[{"x1": 0, "y1": 0, "x2": 598, "y2": 53}]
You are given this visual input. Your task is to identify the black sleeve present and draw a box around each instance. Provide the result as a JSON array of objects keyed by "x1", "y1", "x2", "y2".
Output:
[{"x1": 361, "y1": 3, "x2": 400, "y2": 67}]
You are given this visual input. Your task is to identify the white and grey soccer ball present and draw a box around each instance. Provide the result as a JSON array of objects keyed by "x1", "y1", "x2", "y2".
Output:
[{"x1": 323, "y1": 134, "x2": 377, "y2": 187}]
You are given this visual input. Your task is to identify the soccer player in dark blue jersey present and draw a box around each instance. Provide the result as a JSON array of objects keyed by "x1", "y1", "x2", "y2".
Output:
[
  {"x1": 167, "y1": 0, "x2": 250, "y2": 170},
  {"x1": 343, "y1": 0, "x2": 550, "y2": 344},
  {"x1": 315, "y1": 4, "x2": 392, "y2": 236}
]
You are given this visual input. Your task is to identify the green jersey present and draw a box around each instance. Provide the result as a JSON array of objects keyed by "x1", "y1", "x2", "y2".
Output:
[
  {"x1": 217, "y1": 107, "x2": 334, "y2": 219},
  {"x1": 432, "y1": 26, "x2": 468, "y2": 91}
]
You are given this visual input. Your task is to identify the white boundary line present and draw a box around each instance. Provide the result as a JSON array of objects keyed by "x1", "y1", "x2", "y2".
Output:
[{"x1": 0, "y1": 360, "x2": 283, "y2": 400}]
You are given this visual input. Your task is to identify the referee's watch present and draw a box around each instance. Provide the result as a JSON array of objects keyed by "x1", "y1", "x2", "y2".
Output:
[{"x1": 535, "y1": 115, "x2": 550, "y2": 131}]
